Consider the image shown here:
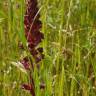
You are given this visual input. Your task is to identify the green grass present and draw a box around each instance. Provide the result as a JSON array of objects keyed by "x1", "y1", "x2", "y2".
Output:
[{"x1": 0, "y1": 0, "x2": 96, "y2": 96}]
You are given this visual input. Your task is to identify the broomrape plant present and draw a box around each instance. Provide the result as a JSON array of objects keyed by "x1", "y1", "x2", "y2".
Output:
[{"x1": 20, "y1": 0, "x2": 44, "y2": 96}]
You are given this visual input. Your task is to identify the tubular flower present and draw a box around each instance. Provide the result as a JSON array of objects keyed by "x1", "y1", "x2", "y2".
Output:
[{"x1": 20, "y1": 0, "x2": 44, "y2": 96}]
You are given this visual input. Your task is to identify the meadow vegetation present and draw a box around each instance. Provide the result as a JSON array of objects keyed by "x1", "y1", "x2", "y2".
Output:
[{"x1": 0, "y1": 0, "x2": 96, "y2": 96}]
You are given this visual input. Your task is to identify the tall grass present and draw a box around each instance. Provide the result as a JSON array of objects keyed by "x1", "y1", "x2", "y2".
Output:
[{"x1": 0, "y1": 0, "x2": 96, "y2": 96}]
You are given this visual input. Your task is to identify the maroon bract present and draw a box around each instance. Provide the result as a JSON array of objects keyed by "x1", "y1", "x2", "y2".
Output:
[
  {"x1": 22, "y1": 84, "x2": 35, "y2": 96},
  {"x1": 20, "y1": 57, "x2": 30, "y2": 70},
  {"x1": 22, "y1": 84, "x2": 32, "y2": 91}
]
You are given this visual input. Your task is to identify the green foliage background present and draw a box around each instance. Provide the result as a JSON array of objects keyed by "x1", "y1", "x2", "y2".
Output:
[{"x1": 0, "y1": 0, "x2": 96, "y2": 96}]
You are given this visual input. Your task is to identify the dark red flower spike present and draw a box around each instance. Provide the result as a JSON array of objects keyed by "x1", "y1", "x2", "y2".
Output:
[{"x1": 20, "y1": 0, "x2": 44, "y2": 96}]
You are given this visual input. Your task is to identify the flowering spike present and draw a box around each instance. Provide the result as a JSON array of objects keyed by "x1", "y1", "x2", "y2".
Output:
[
  {"x1": 20, "y1": 0, "x2": 44, "y2": 95},
  {"x1": 24, "y1": 0, "x2": 44, "y2": 63}
]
